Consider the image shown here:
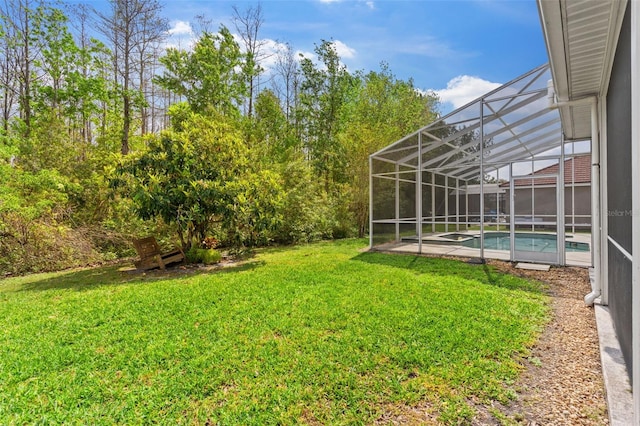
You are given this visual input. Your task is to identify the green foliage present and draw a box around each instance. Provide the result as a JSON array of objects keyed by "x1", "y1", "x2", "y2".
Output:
[
  {"x1": 298, "y1": 40, "x2": 357, "y2": 191},
  {"x1": 339, "y1": 64, "x2": 439, "y2": 236},
  {"x1": 0, "y1": 166, "x2": 69, "y2": 225},
  {"x1": 0, "y1": 165, "x2": 100, "y2": 275},
  {"x1": 18, "y1": 111, "x2": 82, "y2": 175},
  {"x1": 167, "y1": 102, "x2": 191, "y2": 131},
  {"x1": 252, "y1": 89, "x2": 299, "y2": 162},
  {"x1": 201, "y1": 248, "x2": 222, "y2": 264},
  {"x1": 32, "y1": 6, "x2": 108, "y2": 122},
  {"x1": 186, "y1": 247, "x2": 222, "y2": 264},
  {"x1": 113, "y1": 111, "x2": 245, "y2": 249},
  {"x1": 0, "y1": 240, "x2": 549, "y2": 424},
  {"x1": 113, "y1": 110, "x2": 284, "y2": 250},
  {"x1": 155, "y1": 26, "x2": 248, "y2": 116},
  {"x1": 0, "y1": 3, "x2": 443, "y2": 273},
  {"x1": 222, "y1": 169, "x2": 284, "y2": 247},
  {"x1": 327, "y1": 184, "x2": 356, "y2": 239},
  {"x1": 270, "y1": 159, "x2": 333, "y2": 244}
]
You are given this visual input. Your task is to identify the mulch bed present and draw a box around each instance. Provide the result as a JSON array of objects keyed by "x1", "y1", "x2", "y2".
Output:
[{"x1": 485, "y1": 260, "x2": 609, "y2": 425}]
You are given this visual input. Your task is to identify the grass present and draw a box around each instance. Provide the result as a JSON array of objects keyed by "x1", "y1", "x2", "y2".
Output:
[{"x1": 0, "y1": 239, "x2": 549, "y2": 424}]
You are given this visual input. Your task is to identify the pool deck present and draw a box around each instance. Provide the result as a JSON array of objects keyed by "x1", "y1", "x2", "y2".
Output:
[{"x1": 374, "y1": 232, "x2": 592, "y2": 267}]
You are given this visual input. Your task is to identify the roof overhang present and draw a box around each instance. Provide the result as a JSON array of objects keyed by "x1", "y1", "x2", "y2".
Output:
[{"x1": 537, "y1": 0, "x2": 628, "y2": 140}]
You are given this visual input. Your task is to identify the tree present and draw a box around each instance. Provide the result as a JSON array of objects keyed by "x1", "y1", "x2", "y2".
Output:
[
  {"x1": 131, "y1": 4, "x2": 167, "y2": 135},
  {"x1": 232, "y1": 3, "x2": 266, "y2": 119},
  {"x1": 340, "y1": 64, "x2": 439, "y2": 236},
  {"x1": 112, "y1": 108, "x2": 282, "y2": 249},
  {"x1": 0, "y1": 0, "x2": 49, "y2": 136},
  {"x1": 154, "y1": 26, "x2": 248, "y2": 116},
  {"x1": 0, "y1": 154, "x2": 86, "y2": 274},
  {"x1": 67, "y1": 3, "x2": 93, "y2": 143},
  {"x1": 96, "y1": 0, "x2": 167, "y2": 155},
  {"x1": 253, "y1": 88, "x2": 296, "y2": 162},
  {"x1": 0, "y1": 7, "x2": 18, "y2": 131},
  {"x1": 271, "y1": 41, "x2": 300, "y2": 122},
  {"x1": 298, "y1": 39, "x2": 356, "y2": 192}
]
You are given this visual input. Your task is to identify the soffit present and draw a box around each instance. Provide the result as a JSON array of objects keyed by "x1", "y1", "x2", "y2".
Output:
[{"x1": 538, "y1": 0, "x2": 628, "y2": 140}]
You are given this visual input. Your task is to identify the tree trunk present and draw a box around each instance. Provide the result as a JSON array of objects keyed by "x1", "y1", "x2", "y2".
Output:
[
  {"x1": 121, "y1": 28, "x2": 130, "y2": 155},
  {"x1": 21, "y1": 3, "x2": 31, "y2": 137}
]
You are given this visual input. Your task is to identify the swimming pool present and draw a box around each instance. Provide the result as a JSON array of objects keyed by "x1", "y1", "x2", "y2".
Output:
[{"x1": 456, "y1": 232, "x2": 589, "y2": 253}]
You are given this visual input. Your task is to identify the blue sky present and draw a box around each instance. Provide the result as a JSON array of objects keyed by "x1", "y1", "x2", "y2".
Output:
[{"x1": 89, "y1": 0, "x2": 549, "y2": 113}]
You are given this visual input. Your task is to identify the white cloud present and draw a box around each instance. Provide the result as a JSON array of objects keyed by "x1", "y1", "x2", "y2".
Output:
[
  {"x1": 434, "y1": 75, "x2": 501, "y2": 109},
  {"x1": 296, "y1": 40, "x2": 356, "y2": 70},
  {"x1": 168, "y1": 20, "x2": 193, "y2": 37},
  {"x1": 331, "y1": 40, "x2": 356, "y2": 59},
  {"x1": 317, "y1": 0, "x2": 375, "y2": 9},
  {"x1": 258, "y1": 39, "x2": 298, "y2": 72},
  {"x1": 165, "y1": 20, "x2": 196, "y2": 50}
]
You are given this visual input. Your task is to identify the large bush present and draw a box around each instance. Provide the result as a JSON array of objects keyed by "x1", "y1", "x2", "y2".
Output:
[
  {"x1": 113, "y1": 109, "x2": 284, "y2": 250},
  {"x1": 271, "y1": 159, "x2": 335, "y2": 244}
]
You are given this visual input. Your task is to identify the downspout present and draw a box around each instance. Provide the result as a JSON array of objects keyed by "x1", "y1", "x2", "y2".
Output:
[{"x1": 547, "y1": 80, "x2": 601, "y2": 306}]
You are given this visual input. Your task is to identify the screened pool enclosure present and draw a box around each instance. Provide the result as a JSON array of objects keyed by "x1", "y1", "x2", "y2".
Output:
[{"x1": 369, "y1": 64, "x2": 592, "y2": 266}]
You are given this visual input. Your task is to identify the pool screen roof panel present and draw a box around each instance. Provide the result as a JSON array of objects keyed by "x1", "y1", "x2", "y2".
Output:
[{"x1": 371, "y1": 64, "x2": 564, "y2": 180}]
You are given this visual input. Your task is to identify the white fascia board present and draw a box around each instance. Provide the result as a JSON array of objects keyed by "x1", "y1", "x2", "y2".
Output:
[{"x1": 537, "y1": 0, "x2": 570, "y2": 101}]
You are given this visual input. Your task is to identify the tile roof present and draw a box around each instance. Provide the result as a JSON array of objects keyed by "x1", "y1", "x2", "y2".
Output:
[{"x1": 504, "y1": 155, "x2": 591, "y2": 186}]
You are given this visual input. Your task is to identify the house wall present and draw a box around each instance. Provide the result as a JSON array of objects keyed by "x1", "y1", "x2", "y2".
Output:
[
  {"x1": 564, "y1": 185, "x2": 591, "y2": 226},
  {"x1": 606, "y1": 0, "x2": 633, "y2": 378},
  {"x1": 452, "y1": 193, "x2": 505, "y2": 220},
  {"x1": 510, "y1": 186, "x2": 557, "y2": 218},
  {"x1": 451, "y1": 185, "x2": 591, "y2": 225},
  {"x1": 501, "y1": 186, "x2": 591, "y2": 224}
]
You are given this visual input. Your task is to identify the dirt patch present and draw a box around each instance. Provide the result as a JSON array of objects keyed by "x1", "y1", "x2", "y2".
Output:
[{"x1": 120, "y1": 255, "x2": 250, "y2": 277}]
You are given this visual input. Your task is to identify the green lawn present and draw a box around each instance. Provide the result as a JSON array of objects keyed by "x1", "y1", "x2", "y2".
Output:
[{"x1": 0, "y1": 239, "x2": 548, "y2": 425}]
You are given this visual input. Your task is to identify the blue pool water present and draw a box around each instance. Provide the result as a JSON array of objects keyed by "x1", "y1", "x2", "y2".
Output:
[{"x1": 458, "y1": 232, "x2": 589, "y2": 253}]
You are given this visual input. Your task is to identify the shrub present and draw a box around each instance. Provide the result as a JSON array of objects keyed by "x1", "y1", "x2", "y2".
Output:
[
  {"x1": 271, "y1": 160, "x2": 333, "y2": 244},
  {"x1": 112, "y1": 111, "x2": 251, "y2": 252},
  {"x1": 185, "y1": 247, "x2": 222, "y2": 265},
  {"x1": 0, "y1": 221, "x2": 102, "y2": 275},
  {"x1": 200, "y1": 248, "x2": 222, "y2": 264},
  {"x1": 185, "y1": 247, "x2": 200, "y2": 263}
]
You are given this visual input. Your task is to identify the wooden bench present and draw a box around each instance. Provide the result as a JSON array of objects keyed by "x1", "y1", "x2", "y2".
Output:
[{"x1": 133, "y1": 236, "x2": 185, "y2": 271}]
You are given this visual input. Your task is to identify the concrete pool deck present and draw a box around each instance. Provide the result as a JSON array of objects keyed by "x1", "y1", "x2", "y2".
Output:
[{"x1": 373, "y1": 232, "x2": 592, "y2": 267}]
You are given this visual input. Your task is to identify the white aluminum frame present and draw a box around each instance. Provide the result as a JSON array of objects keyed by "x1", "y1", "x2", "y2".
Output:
[{"x1": 369, "y1": 64, "x2": 593, "y2": 266}]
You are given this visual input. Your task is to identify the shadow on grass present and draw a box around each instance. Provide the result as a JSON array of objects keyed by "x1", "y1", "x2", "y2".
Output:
[
  {"x1": 15, "y1": 259, "x2": 266, "y2": 293},
  {"x1": 351, "y1": 251, "x2": 545, "y2": 294}
]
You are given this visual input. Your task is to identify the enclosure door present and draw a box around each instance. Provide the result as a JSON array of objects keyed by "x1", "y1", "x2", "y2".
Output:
[{"x1": 510, "y1": 174, "x2": 561, "y2": 264}]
